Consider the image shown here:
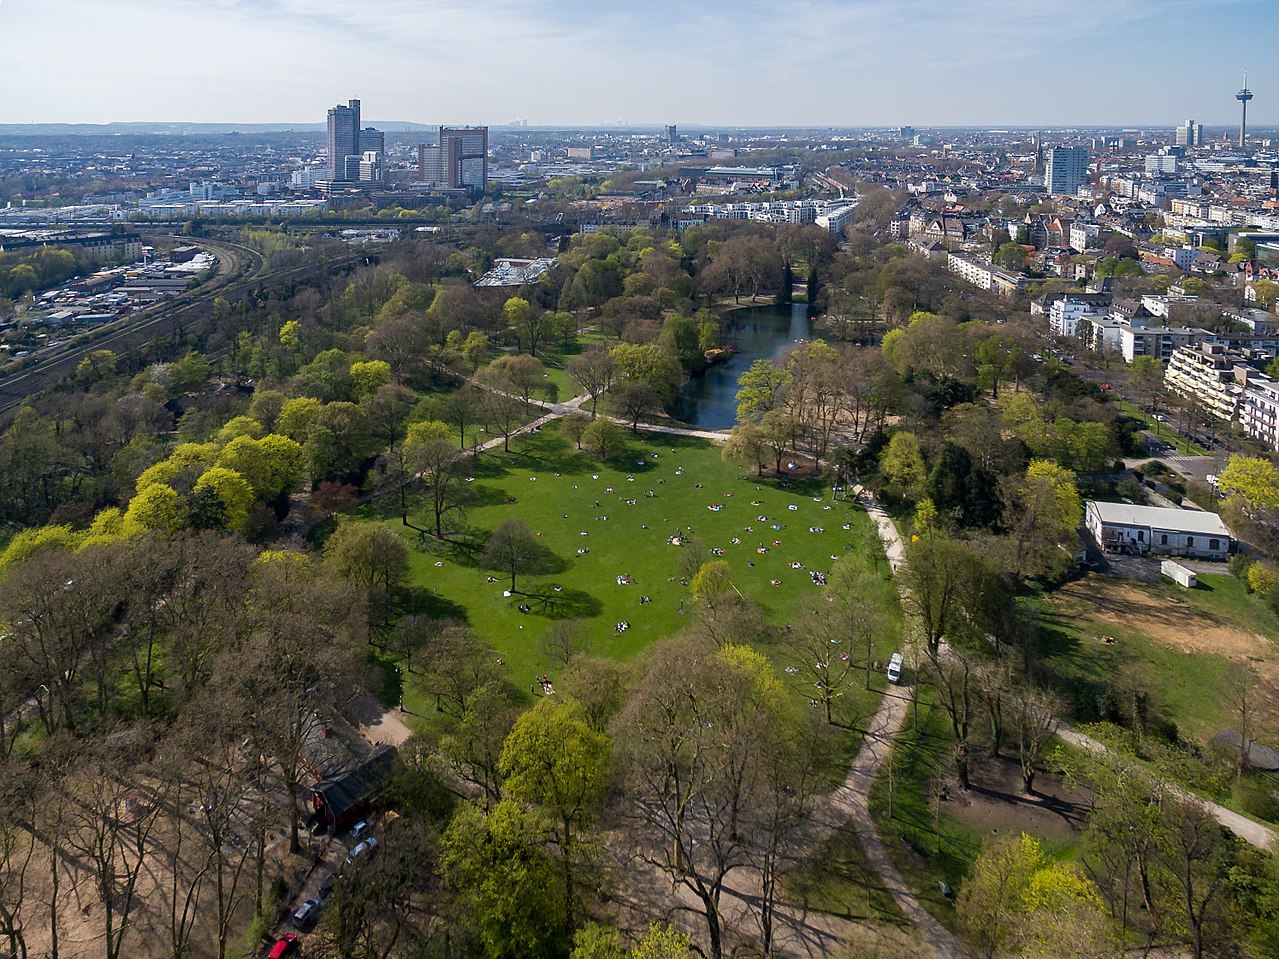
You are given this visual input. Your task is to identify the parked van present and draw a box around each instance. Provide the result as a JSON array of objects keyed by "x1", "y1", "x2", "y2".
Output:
[{"x1": 886, "y1": 653, "x2": 904, "y2": 684}]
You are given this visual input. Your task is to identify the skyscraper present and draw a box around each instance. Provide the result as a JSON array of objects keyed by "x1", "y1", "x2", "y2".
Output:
[
  {"x1": 327, "y1": 99, "x2": 361, "y2": 181},
  {"x1": 1045, "y1": 146, "x2": 1088, "y2": 196},
  {"x1": 418, "y1": 127, "x2": 488, "y2": 195},
  {"x1": 1175, "y1": 119, "x2": 1203, "y2": 148}
]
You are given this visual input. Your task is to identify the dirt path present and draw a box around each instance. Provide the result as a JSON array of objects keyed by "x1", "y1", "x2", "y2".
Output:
[{"x1": 815, "y1": 488, "x2": 961, "y2": 958}]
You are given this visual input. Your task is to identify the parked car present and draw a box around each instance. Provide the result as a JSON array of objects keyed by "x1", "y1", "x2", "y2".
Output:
[
  {"x1": 319, "y1": 874, "x2": 336, "y2": 899},
  {"x1": 292, "y1": 898, "x2": 320, "y2": 929},
  {"x1": 349, "y1": 819, "x2": 369, "y2": 839},
  {"x1": 268, "y1": 934, "x2": 299, "y2": 959},
  {"x1": 345, "y1": 837, "x2": 379, "y2": 866},
  {"x1": 886, "y1": 652, "x2": 904, "y2": 684}
]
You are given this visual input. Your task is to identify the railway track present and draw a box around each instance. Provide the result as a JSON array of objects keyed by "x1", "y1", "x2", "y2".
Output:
[{"x1": 0, "y1": 240, "x2": 369, "y2": 414}]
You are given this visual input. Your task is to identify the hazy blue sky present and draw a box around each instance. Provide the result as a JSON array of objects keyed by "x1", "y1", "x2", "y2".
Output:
[{"x1": 1, "y1": 0, "x2": 1274, "y2": 128}]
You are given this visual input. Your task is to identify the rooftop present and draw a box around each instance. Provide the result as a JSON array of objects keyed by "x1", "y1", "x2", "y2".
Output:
[{"x1": 1087, "y1": 501, "x2": 1231, "y2": 537}]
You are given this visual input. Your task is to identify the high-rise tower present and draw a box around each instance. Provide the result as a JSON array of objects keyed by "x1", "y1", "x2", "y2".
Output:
[
  {"x1": 1237, "y1": 71, "x2": 1254, "y2": 149},
  {"x1": 327, "y1": 99, "x2": 361, "y2": 181}
]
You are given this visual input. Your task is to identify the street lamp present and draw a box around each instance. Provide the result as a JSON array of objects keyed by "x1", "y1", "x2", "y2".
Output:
[{"x1": 395, "y1": 666, "x2": 404, "y2": 712}]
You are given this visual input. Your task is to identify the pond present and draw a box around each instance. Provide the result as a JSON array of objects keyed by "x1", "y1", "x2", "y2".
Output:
[{"x1": 673, "y1": 302, "x2": 811, "y2": 429}]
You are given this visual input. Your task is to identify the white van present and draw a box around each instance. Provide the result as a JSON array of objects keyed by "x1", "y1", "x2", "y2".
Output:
[{"x1": 886, "y1": 653, "x2": 904, "y2": 684}]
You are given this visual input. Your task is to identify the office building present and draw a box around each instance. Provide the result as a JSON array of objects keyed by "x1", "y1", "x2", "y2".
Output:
[
  {"x1": 359, "y1": 128, "x2": 385, "y2": 157},
  {"x1": 1045, "y1": 146, "x2": 1088, "y2": 196},
  {"x1": 664, "y1": 124, "x2": 678, "y2": 145},
  {"x1": 327, "y1": 99, "x2": 361, "y2": 181},
  {"x1": 418, "y1": 126, "x2": 488, "y2": 194},
  {"x1": 1175, "y1": 119, "x2": 1203, "y2": 148}
]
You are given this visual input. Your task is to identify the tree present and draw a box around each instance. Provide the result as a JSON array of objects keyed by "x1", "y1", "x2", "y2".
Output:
[
  {"x1": 462, "y1": 330, "x2": 491, "y2": 372},
  {"x1": 406, "y1": 419, "x2": 468, "y2": 538},
  {"x1": 957, "y1": 832, "x2": 1113, "y2": 959},
  {"x1": 722, "y1": 423, "x2": 767, "y2": 475},
  {"x1": 323, "y1": 521, "x2": 410, "y2": 629},
  {"x1": 441, "y1": 800, "x2": 566, "y2": 959},
  {"x1": 612, "y1": 380, "x2": 662, "y2": 432},
  {"x1": 735, "y1": 359, "x2": 791, "y2": 424},
  {"x1": 477, "y1": 369, "x2": 524, "y2": 453},
  {"x1": 500, "y1": 698, "x2": 610, "y2": 928},
  {"x1": 880, "y1": 431, "x2": 927, "y2": 502},
  {"x1": 350, "y1": 359, "x2": 392, "y2": 399},
  {"x1": 481, "y1": 518, "x2": 549, "y2": 592},
  {"x1": 609, "y1": 342, "x2": 680, "y2": 405},
  {"x1": 562, "y1": 412, "x2": 591, "y2": 450},
  {"x1": 215, "y1": 433, "x2": 304, "y2": 501},
  {"x1": 124, "y1": 482, "x2": 186, "y2": 535},
  {"x1": 614, "y1": 638, "x2": 801, "y2": 959},
  {"x1": 497, "y1": 353, "x2": 547, "y2": 409},
  {"x1": 1012, "y1": 686, "x2": 1061, "y2": 794},
  {"x1": 504, "y1": 296, "x2": 548, "y2": 354},
  {"x1": 192, "y1": 466, "x2": 254, "y2": 533},
  {"x1": 566, "y1": 348, "x2": 615, "y2": 417},
  {"x1": 1001, "y1": 460, "x2": 1082, "y2": 581},
  {"x1": 581, "y1": 417, "x2": 623, "y2": 461}
]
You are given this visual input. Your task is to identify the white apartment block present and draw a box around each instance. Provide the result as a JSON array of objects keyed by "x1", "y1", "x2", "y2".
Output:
[
  {"x1": 1164, "y1": 342, "x2": 1249, "y2": 421},
  {"x1": 1049, "y1": 297, "x2": 1105, "y2": 337},
  {"x1": 1241, "y1": 377, "x2": 1279, "y2": 451}
]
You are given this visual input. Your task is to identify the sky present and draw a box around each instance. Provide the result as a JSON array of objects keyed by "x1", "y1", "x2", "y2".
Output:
[{"x1": 1, "y1": 0, "x2": 1275, "y2": 128}]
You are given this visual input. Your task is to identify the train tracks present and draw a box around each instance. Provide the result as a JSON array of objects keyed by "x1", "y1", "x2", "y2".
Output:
[{"x1": 0, "y1": 240, "x2": 368, "y2": 414}]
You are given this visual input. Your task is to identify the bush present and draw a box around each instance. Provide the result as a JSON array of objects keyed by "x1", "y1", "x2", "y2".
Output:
[
  {"x1": 1233, "y1": 775, "x2": 1279, "y2": 823},
  {"x1": 1231, "y1": 553, "x2": 1255, "y2": 586}
]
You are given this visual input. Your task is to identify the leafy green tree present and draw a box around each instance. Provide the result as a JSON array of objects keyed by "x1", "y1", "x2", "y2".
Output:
[
  {"x1": 880, "y1": 431, "x2": 927, "y2": 501},
  {"x1": 441, "y1": 800, "x2": 567, "y2": 959},
  {"x1": 75, "y1": 349, "x2": 118, "y2": 388},
  {"x1": 192, "y1": 466, "x2": 255, "y2": 533},
  {"x1": 734, "y1": 358, "x2": 792, "y2": 424},
  {"x1": 124, "y1": 483, "x2": 185, "y2": 535},
  {"x1": 722, "y1": 423, "x2": 768, "y2": 475},
  {"x1": 323, "y1": 521, "x2": 410, "y2": 628},
  {"x1": 581, "y1": 418, "x2": 623, "y2": 461},
  {"x1": 958, "y1": 832, "x2": 1113, "y2": 959},
  {"x1": 500, "y1": 698, "x2": 610, "y2": 928},
  {"x1": 216, "y1": 434, "x2": 304, "y2": 501},
  {"x1": 406, "y1": 420, "x2": 467, "y2": 538},
  {"x1": 349, "y1": 359, "x2": 392, "y2": 399},
  {"x1": 609, "y1": 342, "x2": 680, "y2": 405}
]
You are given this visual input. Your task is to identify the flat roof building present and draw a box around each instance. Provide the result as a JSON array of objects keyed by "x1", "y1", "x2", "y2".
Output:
[{"x1": 1085, "y1": 501, "x2": 1231, "y2": 560}]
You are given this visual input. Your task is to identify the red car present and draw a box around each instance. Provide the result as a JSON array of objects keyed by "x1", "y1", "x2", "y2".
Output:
[{"x1": 268, "y1": 934, "x2": 299, "y2": 959}]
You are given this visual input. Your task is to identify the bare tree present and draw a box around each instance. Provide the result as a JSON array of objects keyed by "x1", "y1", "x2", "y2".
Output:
[
  {"x1": 1012, "y1": 686, "x2": 1061, "y2": 795},
  {"x1": 566, "y1": 347, "x2": 615, "y2": 417}
]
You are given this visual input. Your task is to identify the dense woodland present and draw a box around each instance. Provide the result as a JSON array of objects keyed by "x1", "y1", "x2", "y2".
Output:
[{"x1": 1, "y1": 197, "x2": 1279, "y2": 959}]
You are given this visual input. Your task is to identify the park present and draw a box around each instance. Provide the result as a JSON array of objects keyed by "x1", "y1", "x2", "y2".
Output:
[{"x1": 353, "y1": 419, "x2": 899, "y2": 712}]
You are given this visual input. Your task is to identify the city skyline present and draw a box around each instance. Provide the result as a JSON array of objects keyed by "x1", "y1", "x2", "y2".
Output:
[{"x1": 1, "y1": 0, "x2": 1276, "y2": 128}]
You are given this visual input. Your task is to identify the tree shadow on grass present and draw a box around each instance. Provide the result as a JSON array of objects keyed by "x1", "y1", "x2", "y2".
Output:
[
  {"x1": 521, "y1": 583, "x2": 603, "y2": 620},
  {"x1": 399, "y1": 585, "x2": 469, "y2": 622}
]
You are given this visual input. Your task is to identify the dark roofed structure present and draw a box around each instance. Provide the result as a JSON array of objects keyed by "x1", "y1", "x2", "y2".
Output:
[{"x1": 311, "y1": 744, "x2": 397, "y2": 827}]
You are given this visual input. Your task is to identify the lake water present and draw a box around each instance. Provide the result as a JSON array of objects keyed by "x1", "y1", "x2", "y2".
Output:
[{"x1": 673, "y1": 302, "x2": 811, "y2": 429}]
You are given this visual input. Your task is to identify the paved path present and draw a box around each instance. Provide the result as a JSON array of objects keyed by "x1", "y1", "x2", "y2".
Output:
[
  {"x1": 813, "y1": 487, "x2": 961, "y2": 958},
  {"x1": 1054, "y1": 725, "x2": 1275, "y2": 851}
]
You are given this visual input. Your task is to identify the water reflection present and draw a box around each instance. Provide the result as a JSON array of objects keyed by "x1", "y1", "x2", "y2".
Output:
[{"x1": 673, "y1": 303, "x2": 811, "y2": 429}]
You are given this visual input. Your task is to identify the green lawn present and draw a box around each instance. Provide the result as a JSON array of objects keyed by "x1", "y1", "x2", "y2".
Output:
[
  {"x1": 1113, "y1": 399, "x2": 1209, "y2": 456},
  {"x1": 538, "y1": 329, "x2": 610, "y2": 399},
  {"x1": 360, "y1": 423, "x2": 895, "y2": 710},
  {"x1": 1026, "y1": 592, "x2": 1240, "y2": 742}
]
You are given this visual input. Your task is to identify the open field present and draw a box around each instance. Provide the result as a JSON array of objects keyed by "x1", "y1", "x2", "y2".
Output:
[
  {"x1": 1036, "y1": 573, "x2": 1279, "y2": 743},
  {"x1": 357, "y1": 423, "x2": 899, "y2": 713}
]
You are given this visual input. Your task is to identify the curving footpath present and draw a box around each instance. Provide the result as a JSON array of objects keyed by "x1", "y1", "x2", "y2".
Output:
[{"x1": 817, "y1": 487, "x2": 962, "y2": 958}]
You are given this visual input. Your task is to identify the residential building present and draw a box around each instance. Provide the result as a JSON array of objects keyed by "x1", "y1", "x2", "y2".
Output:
[
  {"x1": 1146, "y1": 153, "x2": 1179, "y2": 174},
  {"x1": 327, "y1": 99, "x2": 361, "y2": 181},
  {"x1": 1049, "y1": 295, "x2": 1107, "y2": 337},
  {"x1": 1119, "y1": 324, "x2": 1208, "y2": 363},
  {"x1": 1163, "y1": 341, "x2": 1259, "y2": 421},
  {"x1": 1045, "y1": 146, "x2": 1088, "y2": 196},
  {"x1": 1085, "y1": 501, "x2": 1231, "y2": 559},
  {"x1": 1242, "y1": 377, "x2": 1279, "y2": 451}
]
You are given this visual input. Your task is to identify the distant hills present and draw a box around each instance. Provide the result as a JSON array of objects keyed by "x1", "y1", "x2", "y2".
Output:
[{"x1": 0, "y1": 121, "x2": 436, "y2": 136}]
